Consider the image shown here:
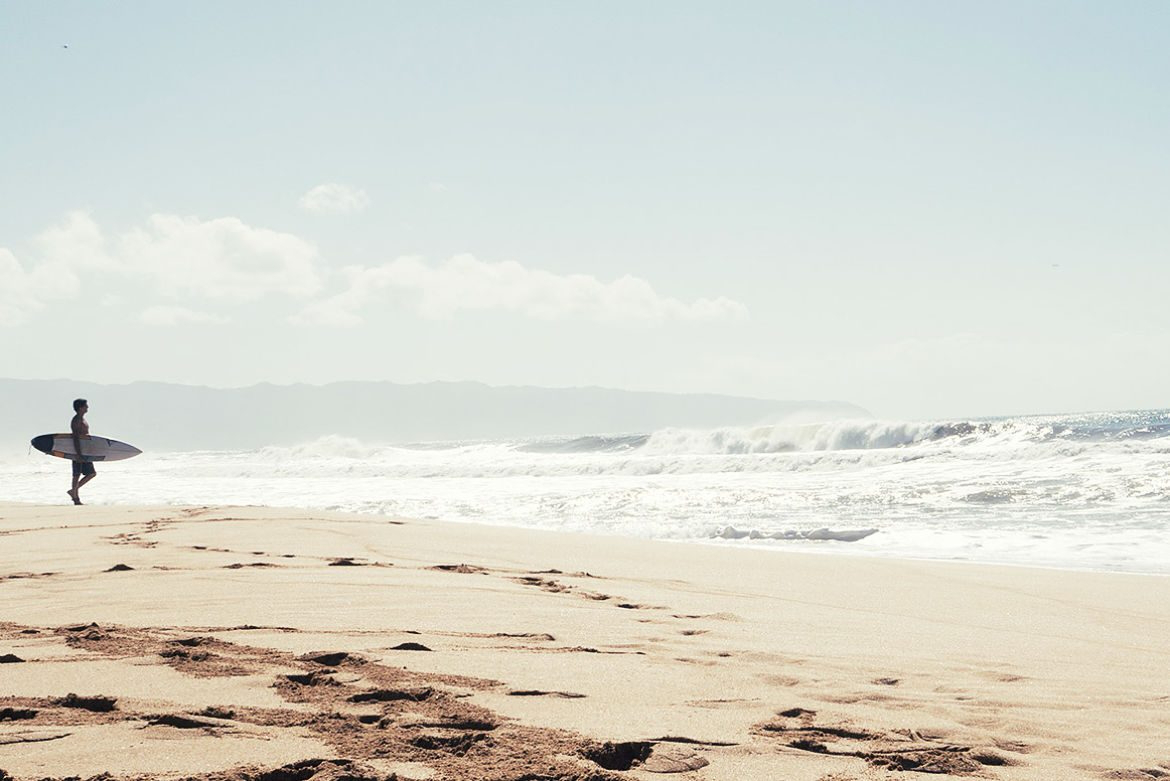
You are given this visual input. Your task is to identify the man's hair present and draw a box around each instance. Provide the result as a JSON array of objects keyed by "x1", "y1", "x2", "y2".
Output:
[{"x1": 73, "y1": 398, "x2": 87, "y2": 412}]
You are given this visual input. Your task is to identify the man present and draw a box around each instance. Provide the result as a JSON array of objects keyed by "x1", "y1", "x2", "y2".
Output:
[{"x1": 68, "y1": 398, "x2": 95, "y2": 505}]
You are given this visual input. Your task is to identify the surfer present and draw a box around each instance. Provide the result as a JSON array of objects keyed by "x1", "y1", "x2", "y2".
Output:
[{"x1": 68, "y1": 398, "x2": 95, "y2": 505}]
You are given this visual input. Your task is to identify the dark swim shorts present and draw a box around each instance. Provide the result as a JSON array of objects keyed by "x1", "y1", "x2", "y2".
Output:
[{"x1": 72, "y1": 460, "x2": 96, "y2": 478}]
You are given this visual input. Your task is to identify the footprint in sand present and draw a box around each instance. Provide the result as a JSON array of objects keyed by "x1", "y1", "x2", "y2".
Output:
[
  {"x1": 0, "y1": 707, "x2": 38, "y2": 721},
  {"x1": 580, "y1": 740, "x2": 710, "y2": 774},
  {"x1": 147, "y1": 713, "x2": 223, "y2": 729},
  {"x1": 430, "y1": 564, "x2": 488, "y2": 574},
  {"x1": 300, "y1": 651, "x2": 363, "y2": 666},
  {"x1": 55, "y1": 693, "x2": 117, "y2": 712},
  {"x1": 0, "y1": 730, "x2": 72, "y2": 745},
  {"x1": 756, "y1": 709, "x2": 1018, "y2": 774},
  {"x1": 389, "y1": 642, "x2": 433, "y2": 652}
]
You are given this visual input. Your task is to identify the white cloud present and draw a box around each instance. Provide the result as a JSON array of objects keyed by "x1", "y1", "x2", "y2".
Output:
[
  {"x1": 290, "y1": 283, "x2": 368, "y2": 327},
  {"x1": 140, "y1": 305, "x2": 230, "y2": 326},
  {"x1": 121, "y1": 214, "x2": 322, "y2": 301},
  {"x1": 8, "y1": 213, "x2": 745, "y2": 332},
  {"x1": 0, "y1": 247, "x2": 81, "y2": 326},
  {"x1": 293, "y1": 254, "x2": 748, "y2": 326},
  {"x1": 33, "y1": 211, "x2": 116, "y2": 270},
  {"x1": 299, "y1": 183, "x2": 370, "y2": 214},
  {"x1": 0, "y1": 211, "x2": 326, "y2": 327},
  {"x1": 0, "y1": 212, "x2": 101, "y2": 325}
]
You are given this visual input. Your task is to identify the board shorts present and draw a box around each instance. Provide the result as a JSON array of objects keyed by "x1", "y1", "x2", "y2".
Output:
[{"x1": 72, "y1": 460, "x2": 96, "y2": 478}]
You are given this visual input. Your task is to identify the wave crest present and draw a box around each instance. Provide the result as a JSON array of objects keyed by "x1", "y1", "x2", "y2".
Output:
[
  {"x1": 640, "y1": 420, "x2": 953, "y2": 455},
  {"x1": 258, "y1": 435, "x2": 381, "y2": 460}
]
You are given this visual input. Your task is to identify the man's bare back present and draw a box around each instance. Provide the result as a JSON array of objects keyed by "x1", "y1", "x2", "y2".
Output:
[{"x1": 71, "y1": 411, "x2": 89, "y2": 438}]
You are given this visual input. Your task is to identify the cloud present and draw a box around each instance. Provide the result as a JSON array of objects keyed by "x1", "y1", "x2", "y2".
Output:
[
  {"x1": 0, "y1": 247, "x2": 81, "y2": 326},
  {"x1": 293, "y1": 254, "x2": 749, "y2": 326},
  {"x1": 139, "y1": 305, "x2": 230, "y2": 326},
  {"x1": 7, "y1": 213, "x2": 745, "y2": 332},
  {"x1": 0, "y1": 211, "x2": 325, "y2": 327},
  {"x1": 0, "y1": 210, "x2": 109, "y2": 325},
  {"x1": 32, "y1": 211, "x2": 115, "y2": 270},
  {"x1": 299, "y1": 183, "x2": 370, "y2": 214},
  {"x1": 291, "y1": 284, "x2": 368, "y2": 327},
  {"x1": 121, "y1": 214, "x2": 322, "y2": 301}
]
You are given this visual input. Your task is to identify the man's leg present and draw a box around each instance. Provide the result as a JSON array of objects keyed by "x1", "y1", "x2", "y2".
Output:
[{"x1": 69, "y1": 464, "x2": 94, "y2": 505}]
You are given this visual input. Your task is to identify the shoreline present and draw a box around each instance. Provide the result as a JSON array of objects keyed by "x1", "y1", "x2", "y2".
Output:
[
  {"x1": 3, "y1": 502, "x2": 1170, "y2": 780},
  {"x1": 3, "y1": 497, "x2": 1167, "y2": 580}
]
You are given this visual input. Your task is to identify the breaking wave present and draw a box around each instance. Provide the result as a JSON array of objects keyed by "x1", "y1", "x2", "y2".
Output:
[
  {"x1": 5, "y1": 408, "x2": 1168, "y2": 574},
  {"x1": 233, "y1": 410, "x2": 1170, "y2": 466}
]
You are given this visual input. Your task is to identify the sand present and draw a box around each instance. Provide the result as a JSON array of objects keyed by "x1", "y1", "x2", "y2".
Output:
[{"x1": 1, "y1": 502, "x2": 1169, "y2": 781}]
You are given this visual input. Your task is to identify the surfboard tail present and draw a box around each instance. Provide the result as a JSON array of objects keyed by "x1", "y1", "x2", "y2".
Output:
[{"x1": 31, "y1": 434, "x2": 55, "y2": 455}]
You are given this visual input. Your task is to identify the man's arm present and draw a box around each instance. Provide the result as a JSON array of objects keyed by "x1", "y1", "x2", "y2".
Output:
[{"x1": 71, "y1": 416, "x2": 85, "y2": 459}]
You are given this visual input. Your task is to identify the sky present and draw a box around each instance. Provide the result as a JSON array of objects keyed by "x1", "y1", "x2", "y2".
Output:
[{"x1": 2, "y1": 0, "x2": 1168, "y2": 420}]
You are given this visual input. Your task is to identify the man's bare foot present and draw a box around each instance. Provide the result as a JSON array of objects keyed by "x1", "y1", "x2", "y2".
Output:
[{"x1": 67, "y1": 489, "x2": 81, "y2": 506}]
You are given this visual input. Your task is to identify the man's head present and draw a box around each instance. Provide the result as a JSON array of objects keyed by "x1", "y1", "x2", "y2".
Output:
[{"x1": 73, "y1": 398, "x2": 88, "y2": 414}]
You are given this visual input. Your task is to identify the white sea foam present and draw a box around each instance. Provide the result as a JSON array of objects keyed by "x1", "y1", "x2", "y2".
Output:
[
  {"x1": 641, "y1": 419, "x2": 941, "y2": 454},
  {"x1": 4, "y1": 410, "x2": 1169, "y2": 574}
]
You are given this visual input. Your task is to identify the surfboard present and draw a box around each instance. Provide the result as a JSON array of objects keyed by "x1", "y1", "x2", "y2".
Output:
[{"x1": 30, "y1": 433, "x2": 142, "y2": 463}]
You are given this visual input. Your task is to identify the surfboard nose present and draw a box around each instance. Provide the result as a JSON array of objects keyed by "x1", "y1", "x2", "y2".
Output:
[{"x1": 31, "y1": 434, "x2": 54, "y2": 454}]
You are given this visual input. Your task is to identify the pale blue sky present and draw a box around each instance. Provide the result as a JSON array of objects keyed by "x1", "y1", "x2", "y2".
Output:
[{"x1": 2, "y1": 1, "x2": 1168, "y2": 419}]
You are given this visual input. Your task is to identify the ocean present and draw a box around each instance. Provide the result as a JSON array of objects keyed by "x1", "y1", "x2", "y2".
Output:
[{"x1": 5, "y1": 410, "x2": 1169, "y2": 575}]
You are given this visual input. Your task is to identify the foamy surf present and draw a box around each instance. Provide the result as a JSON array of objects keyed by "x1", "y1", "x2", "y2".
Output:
[{"x1": 4, "y1": 409, "x2": 1168, "y2": 574}]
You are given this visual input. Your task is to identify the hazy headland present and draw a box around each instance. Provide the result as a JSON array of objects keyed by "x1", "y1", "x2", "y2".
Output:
[{"x1": 2, "y1": 378, "x2": 867, "y2": 451}]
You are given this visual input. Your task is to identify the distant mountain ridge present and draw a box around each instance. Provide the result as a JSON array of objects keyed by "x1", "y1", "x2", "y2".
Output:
[{"x1": 2, "y1": 378, "x2": 869, "y2": 451}]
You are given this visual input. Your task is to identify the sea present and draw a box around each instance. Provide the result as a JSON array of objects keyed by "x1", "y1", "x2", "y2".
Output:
[{"x1": 4, "y1": 410, "x2": 1169, "y2": 575}]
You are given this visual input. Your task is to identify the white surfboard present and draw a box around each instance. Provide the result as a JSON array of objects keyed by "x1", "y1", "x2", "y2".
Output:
[{"x1": 31, "y1": 433, "x2": 142, "y2": 462}]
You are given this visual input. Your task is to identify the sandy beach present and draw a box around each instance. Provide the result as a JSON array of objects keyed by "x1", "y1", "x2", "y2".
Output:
[
  {"x1": 7, "y1": 2, "x2": 1169, "y2": 778},
  {"x1": 1, "y1": 502, "x2": 1168, "y2": 781}
]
